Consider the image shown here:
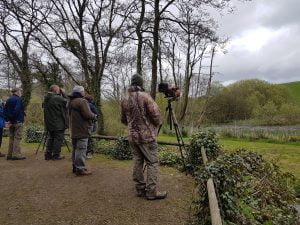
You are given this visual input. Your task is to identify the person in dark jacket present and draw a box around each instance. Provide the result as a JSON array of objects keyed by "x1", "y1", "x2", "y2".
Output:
[
  {"x1": 4, "y1": 88, "x2": 26, "y2": 160},
  {"x1": 43, "y1": 84, "x2": 68, "y2": 160},
  {"x1": 69, "y1": 86, "x2": 97, "y2": 176},
  {"x1": 0, "y1": 99, "x2": 5, "y2": 157}
]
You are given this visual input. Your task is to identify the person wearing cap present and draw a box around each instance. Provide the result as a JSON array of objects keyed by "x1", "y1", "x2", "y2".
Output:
[
  {"x1": 121, "y1": 73, "x2": 167, "y2": 200},
  {"x1": 4, "y1": 88, "x2": 26, "y2": 160},
  {"x1": 68, "y1": 85, "x2": 97, "y2": 176},
  {"x1": 43, "y1": 84, "x2": 68, "y2": 160},
  {"x1": 0, "y1": 99, "x2": 5, "y2": 157}
]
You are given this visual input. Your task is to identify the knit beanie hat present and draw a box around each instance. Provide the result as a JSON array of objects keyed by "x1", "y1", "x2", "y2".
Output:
[
  {"x1": 131, "y1": 74, "x2": 143, "y2": 87},
  {"x1": 73, "y1": 85, "x2": 84, "y2": 93}
]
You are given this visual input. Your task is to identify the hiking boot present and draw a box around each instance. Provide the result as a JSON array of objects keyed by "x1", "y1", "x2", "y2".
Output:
[
  {"x1": 76, "y1": 169, "x2": 92, "y2": 176},
  {"x1": 0, "y1": 152, "x2": 5, "y2": 157},
  {"x1": 11, "y1": 156, "x2": 26, "y2": 160},
  {"x1": 45, "y1": 156, "x2": 52, "y2": 160},
  {"x1": 146, "y1": 190, "x2": 167, "y2": 200},
  {"x1": 72, "y1": 165, "x2": 76, "y2": 173},
  {"x1": 136, "y1": 189, "x2": 146, "y2": 197},
  {"x1": 52, "y1": 155, "x2": 65, "y2": 160},
  {"x1": 6, "y1": 156, "x2": 13, "y2": 160}
]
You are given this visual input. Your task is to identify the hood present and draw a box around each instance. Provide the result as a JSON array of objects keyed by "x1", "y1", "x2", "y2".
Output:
[{"x1": 43, "y1": 92, "x2": 57, "y2": 104}]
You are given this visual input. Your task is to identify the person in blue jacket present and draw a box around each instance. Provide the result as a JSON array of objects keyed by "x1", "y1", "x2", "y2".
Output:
[
  {"x1": 0, "y1": 99, "x2": 5, "y2": 157},
  {"x1": 4, "y1": 88, "x2": 26, "y2": 160}
]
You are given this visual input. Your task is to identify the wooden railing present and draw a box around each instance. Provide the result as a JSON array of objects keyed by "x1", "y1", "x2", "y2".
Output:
[{"x1": 201, "y1": 147, "x2": 222, "y2": 225}]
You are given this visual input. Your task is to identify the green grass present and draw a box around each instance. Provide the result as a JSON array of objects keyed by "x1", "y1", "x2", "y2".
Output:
[
  {"x1": 280, "y1": 81, "x2": 300, "y2": 103},
  {"x1": 158, "y1": 135, "x2": 300, "y2": 179},
  {"x1": 220, "y1": 138, "x2": 300, "y2": 179}
]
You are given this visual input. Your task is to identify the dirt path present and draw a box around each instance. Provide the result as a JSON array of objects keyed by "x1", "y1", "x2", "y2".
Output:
[{"x1": 0, "y1": 142, "x2": 195, "y2": 225}]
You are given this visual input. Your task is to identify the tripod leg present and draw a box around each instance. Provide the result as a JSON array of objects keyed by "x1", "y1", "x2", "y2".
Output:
[
  {"x1": 171, "y1": 110, "x2": 187, "y2": 170},
  {"x1": 41, "y1": 131, "x2": 48, "y2": 153},
  {"x1": 35, "y1": 131, "x2": 46, "y2": 155}
]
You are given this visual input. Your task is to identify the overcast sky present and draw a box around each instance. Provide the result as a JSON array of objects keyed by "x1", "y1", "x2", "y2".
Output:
[{"x1": 213, "y1": 0, "x2": 300, "y2": 85}]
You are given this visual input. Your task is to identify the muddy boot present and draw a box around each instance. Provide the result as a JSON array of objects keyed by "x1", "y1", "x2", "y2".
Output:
[
  {"x1": 76, "y1": 169, "x2": 92, "y2": 176},
  {"x1": 146, "y1": 190, "x2": 167, "y2": 200}
]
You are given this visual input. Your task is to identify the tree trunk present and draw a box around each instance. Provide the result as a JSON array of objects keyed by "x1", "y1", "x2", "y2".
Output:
[
  {"x1": 150, "y1": 0, "x2": 160, "y2": 99},
  {"x1": 136, "y1": 0, "x2": 145, "y2": 75}
]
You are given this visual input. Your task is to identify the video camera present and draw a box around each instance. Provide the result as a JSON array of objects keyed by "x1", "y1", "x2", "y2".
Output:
[{"x1": 158, "y1": 83, "x2": 180, "y2": 99}]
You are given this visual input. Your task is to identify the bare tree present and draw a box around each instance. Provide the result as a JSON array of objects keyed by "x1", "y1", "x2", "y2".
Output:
[
  {"x1": 0, "y1": 0, "x2": 49, "y2": 107},
  {"x1": 34, "y1": 0, "x2": 136, "y2": 133}
]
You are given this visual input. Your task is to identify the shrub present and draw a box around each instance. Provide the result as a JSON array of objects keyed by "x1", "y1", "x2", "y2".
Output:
[
  {"x1": 159, "y1": 150, "x2": 180, "y2": 167},
  {"x1": 93, "y1": 139, "x2": 114, "y2": 155},
  {"x1": 192, "y1": 149, "x2": 298, "y2": 225},
  {"x1": 186, "y1": 131, "x2": 221, "y2": 173},
  {"x1": 110, "y1": 137, "x2": 132, "y2": 160},
  {"x1": 25, "y1": 125, "x2": 44, "y2": 143}
]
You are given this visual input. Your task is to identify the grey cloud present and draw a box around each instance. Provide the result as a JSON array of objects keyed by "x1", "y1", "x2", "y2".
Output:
[{"x1": 213, "y1": 0, "x2": 300, "y2": 84}]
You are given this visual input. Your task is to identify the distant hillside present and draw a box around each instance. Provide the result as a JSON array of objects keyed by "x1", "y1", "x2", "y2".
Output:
[{"x1": 279, "y1": 81, "x2": 300, "y2": 103}]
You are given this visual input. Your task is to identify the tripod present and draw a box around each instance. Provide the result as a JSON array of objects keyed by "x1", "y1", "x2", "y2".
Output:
[
  {"x1": 35, "y1": 130, "x2": 71, "y2": 155},
  {"x1": 159, "y1": 98, "x2": 187, "y2": 169}
]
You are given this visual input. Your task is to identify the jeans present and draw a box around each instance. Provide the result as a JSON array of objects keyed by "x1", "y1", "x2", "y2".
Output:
[{"x1": 72, "y1": 138, "x2": 88, "y2": 171}]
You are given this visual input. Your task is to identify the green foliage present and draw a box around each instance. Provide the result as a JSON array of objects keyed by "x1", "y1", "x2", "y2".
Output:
[
  {"x1": 192, "y1": 149, "x2": 298, "y2": 225},
  {"x1": 158, "y1": 148, "x2": 181, "y2": 167},
  {"x1": 25, "y1": 125, "x2": 43, "y2": 143},
  {"x1": 110, "y1": 137, "x2": 132, "y2": 160},
  {"x1": 186, "y1": 131, "x2": 221, "y2": 173},
  {"x1": 206, "y1": 79, "x2": 296, "y2": 124},
  {"x1": 93, "y1": 139, "x2": 115, "y2": 155},
  {"x1": 280, "y1": 81, "x2": 300, "y2": 103},
  {"x1": 253, "y1": 102, "x2": 300, "y2": 125}
]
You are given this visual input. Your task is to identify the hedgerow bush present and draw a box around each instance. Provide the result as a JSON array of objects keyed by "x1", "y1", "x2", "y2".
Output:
[
  {"x1": 192, "y1": 149, "x2": 298, "y2": 225},
  {"x1": 25, "y1": 125, "x2": 44, "y2": 143},
  {"x1": 93, "y1": 139, "x2": 114, "y2": 155},
  {"x1": 186, "y1": 131, "x2": 221, "y2": 173},
  {"x1": 186, "y1": 132, "x2": 299, "y2": 225},
  {"x1": 158, "y1": 149, "x2": 180, "y2": 167},
  {"x1": 110, "y1": 137, "x2": 132, "y2": 160}
]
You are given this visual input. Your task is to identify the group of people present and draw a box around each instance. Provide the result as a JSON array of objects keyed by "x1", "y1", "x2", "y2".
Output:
[{"x1": 0, "y1": 73, "x2": 167, "y2": 200}]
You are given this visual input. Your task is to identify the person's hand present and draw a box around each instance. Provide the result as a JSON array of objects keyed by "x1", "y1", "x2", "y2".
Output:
[{"x1": 5, "y1": 121, "x2": 12, "y2": 128}]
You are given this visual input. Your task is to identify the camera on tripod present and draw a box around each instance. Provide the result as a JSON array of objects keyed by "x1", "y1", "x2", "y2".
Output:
[{"x1": 158, "y1": 83, "x2": 180, "y2": 99}]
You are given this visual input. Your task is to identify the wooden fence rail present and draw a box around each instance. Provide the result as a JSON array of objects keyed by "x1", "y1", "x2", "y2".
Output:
[{"x1": 201, "y1": 147, "x2": 223, "y2": 225}]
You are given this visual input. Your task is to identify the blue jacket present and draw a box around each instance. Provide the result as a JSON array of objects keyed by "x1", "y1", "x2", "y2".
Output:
[
  {"x1": 4, "y1": 95, "x2": 25, "y2": 124},
  {"x1": 0, "y1": 105, "x2": 4, "y2": 128},
  {"x1": 88, "y1": 101, "x2": 99, "y2": 115}
]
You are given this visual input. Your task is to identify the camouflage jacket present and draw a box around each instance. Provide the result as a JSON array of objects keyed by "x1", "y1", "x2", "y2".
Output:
[{"x1": 121, "y1": 86, "x2": 161, "y2": 144}]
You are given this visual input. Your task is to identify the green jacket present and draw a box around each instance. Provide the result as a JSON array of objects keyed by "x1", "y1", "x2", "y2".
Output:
[{"x1": 43, "y1": 92, "x2": 68, "y2": 131}]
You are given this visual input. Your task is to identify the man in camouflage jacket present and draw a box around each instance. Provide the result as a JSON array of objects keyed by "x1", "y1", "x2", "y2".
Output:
[{"x1": 121, "y1": 74, "x2": 167, "y2": 200}]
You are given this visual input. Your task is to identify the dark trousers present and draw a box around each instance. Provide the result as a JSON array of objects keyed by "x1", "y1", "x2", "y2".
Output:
[
  {"x1": 45, "y1": 130, "x2": 64, "y2": 159},
  {"x1": 0, "y1": 127, "x2": 3, "y2": 147}
]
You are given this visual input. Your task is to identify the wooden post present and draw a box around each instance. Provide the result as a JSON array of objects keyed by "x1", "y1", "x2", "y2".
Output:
[{"x1": 201, "y1": 148, "x2": 222, "y2": 225}]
